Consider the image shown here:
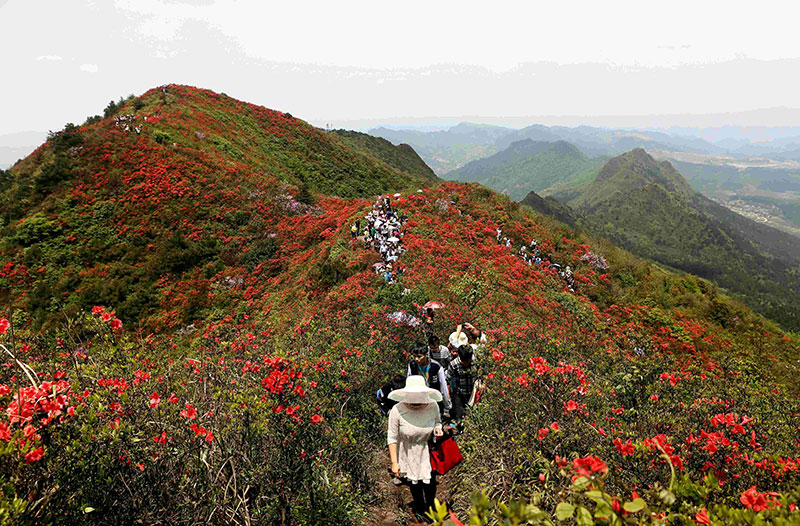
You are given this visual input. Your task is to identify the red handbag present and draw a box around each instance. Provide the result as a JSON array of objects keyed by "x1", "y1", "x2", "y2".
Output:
[{"x1": 430, "y1": 436, "x2": 463, "y2": 475}]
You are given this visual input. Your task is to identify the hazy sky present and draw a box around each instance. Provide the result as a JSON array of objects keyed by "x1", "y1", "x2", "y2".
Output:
[{"x1": 2, "y1": 0, "x2": 800, "y2": 140}]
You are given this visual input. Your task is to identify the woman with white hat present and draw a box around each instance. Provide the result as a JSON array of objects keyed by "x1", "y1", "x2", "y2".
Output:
[{"x1": 387, "y1": 375, "x2": 444, "y2": 519}]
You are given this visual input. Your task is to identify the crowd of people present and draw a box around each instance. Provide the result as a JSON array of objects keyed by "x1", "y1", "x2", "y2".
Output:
[
  {"x1": 351, "y1": 194, "x2": 488, "y2": 521},
  {"x1": 380, "y1": 324, "x2": 484, "y2": 521},
  {"x1": 379, "y1": 318, "x2": 487, "y2": 521},
  {"x1": 356, "y1": 194, "x2": 494, "y2": 521},
  {"x1": 352, "y1": 195, "x2": 408, "y2": 284},
  {"x1": 112, "y1": 113, "x2": 144, "y2": 134},
  {"x1": 496, "y1": 227, "x2": 576, "y2": 291}
]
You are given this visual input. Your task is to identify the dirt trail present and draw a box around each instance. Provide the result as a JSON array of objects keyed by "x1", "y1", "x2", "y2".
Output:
[{"x1": 364, "y1": 449, "x2": 453, "y2": 526}]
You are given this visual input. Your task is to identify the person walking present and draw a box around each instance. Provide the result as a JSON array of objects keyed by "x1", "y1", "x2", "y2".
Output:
[
  {"x1": 446, "y1": 346, "x2": 477, "y2": 422},
  {"x1": 428, "y1": 335, "x2": 451, "y2": 370},
  {"x1": 455, "y1": 322, "x2": 487, "y2": 356},
  {"x1": 407, "y1": 344, "x2": 451, "y2": 416},
  {"x1": 387, "y1": 376, "x2": 444, "y2": 520}
]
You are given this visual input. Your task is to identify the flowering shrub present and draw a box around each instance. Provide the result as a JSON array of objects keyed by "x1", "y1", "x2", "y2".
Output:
[{"x1": 0, "y1": 86, "x2": 798, "y2": 524}]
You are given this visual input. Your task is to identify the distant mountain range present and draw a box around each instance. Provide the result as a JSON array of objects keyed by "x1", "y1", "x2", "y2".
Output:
[
  {"x1": 0, "y1": 131, "x2": 46, "y2": 169},
  {"x1": 369, "y1": 123, "x2": 507, "y2": 174},
  {"x1": 445, "y1": 139, "x2": 605, "y2": 201},
  {"x1": 526, "y1": 149, "x2": 800, "y2": 331},
  {"x1": 369, "y1": 122, "x2": 735, "y2": 176},
  {"x1": 370, "y1": 122, "x2": 800, "y2": 177},
  {"x1": 372, "y1": 121, "x2": 800, "y2": 236}
]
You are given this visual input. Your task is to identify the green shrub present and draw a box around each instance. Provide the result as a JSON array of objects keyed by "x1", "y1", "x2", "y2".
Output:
[{"x1": 153, "y1": 131, "x2": 171, "y2": 145}]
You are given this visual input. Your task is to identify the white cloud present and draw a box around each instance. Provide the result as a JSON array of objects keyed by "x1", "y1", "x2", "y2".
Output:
[
  {"x1": 1, "y1": 1, "x2": 800, "y2": 136},
  {"x1": 110, "y1": 0, "x2": 800, "y2": 71},
  {"x1": 36, "y1": 55, "x2": 62, "y2": 61}
]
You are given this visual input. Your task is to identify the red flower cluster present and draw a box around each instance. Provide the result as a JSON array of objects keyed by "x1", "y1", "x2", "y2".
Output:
[
  {"x1": 614, "y1": 438, "x2": 635, "y2": 456},
  {"x1": 1, "y1": 379, "x2": 74, "y2": 463},
  {"x1": 92, "y1": 306, "x2": 123, "y2": 331},
  {"x1": 739, "y1": 486, "x2": 780, "y2": 512},
  {"x1": 572, "y1": 455, "x2": 608, "y2": 479}
]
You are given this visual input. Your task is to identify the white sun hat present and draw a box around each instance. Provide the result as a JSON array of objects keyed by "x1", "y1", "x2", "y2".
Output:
[
  {"x1": 388, "y1": 375, "x2": 442, "y2": 404},
  {"x1": 449, "y1": 331, "x2": 468, "y2": 348}
]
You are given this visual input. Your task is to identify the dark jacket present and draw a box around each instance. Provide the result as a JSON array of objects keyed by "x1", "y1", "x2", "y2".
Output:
[
  {"x1": 408, "y1": 360, "x2": 443, "y2": 393},
  {"x1": 377, "y1": 380, "x2": 400, "y2": 415}
]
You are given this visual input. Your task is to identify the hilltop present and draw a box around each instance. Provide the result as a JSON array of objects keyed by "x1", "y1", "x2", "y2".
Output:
[
  {"x1": 445, "y1": 139, "x2": 605, "y2": 201},
  {"x1": 0, "y1": 85, "x2": 437, "y2": 327},
  {"x1": 558, "y1": 149, "x2": 800, "y2": 330},
  {"x1": 0, "y1": 88, "x2": 799, "y2": 525}
]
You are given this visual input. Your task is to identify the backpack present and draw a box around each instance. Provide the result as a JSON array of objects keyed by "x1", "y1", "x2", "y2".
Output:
[{"x1": 409, "y1": 360, "x2": 442, "y2": 392}]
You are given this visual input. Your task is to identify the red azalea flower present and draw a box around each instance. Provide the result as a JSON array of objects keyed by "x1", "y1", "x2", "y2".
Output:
[
  {"x1": 740, "y1": 486, "x2": 779, "y2": 512},
  {"x1": 614, "y1": 438, "x2": 635, "y2": 456},
  {"x1": 572, "y1": 455, "x2": 608, "y2": 478},
  {"x1": 563, "y1": 400, "x2": 585, "y2": 412},
  {"x1": 0, "y1": 318, "x2": 9, "y2": 336},
  {"x1": 695, "y1": 508, "x2": 710, "y2": 524},
  {"x1": 0, "y1": 423, "x2": 10, "y2": 441},
  {"x1": 180, "y1": 403, "x2": 197, "y2": 420},
  {"x1": 311, "y1": 414, "x2": 324, "y2": 423},
  {"x1": 91, "y1": 306, "x2": 105, "y2": 315},
  {"x1": 25, "y1": 446, "x2": 45, "y2": 463}
]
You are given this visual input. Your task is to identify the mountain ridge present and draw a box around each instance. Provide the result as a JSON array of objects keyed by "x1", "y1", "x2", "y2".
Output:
[
  {"x1": 562, "y1": 149, "x2": 800, "y2": 330},
  {"x1": 445, "y1": 139, "x2": 603, "y2": 201},
  {"x1": 1, "y1": 86, "x2": 800, "y2": 525}
]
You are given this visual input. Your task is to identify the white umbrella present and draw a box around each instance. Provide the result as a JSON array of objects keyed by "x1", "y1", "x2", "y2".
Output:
[
  {"x1": 393, "y1": 193, "x2": 402, "y2": 197},
  {"x1": 387, "y1": 236, "x2": 399, "y2": 243}
]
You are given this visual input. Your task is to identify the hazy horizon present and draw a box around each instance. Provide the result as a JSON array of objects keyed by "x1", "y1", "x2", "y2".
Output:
[{"x1": 3, "y1": 1, "x2": 800, "y2": 140}]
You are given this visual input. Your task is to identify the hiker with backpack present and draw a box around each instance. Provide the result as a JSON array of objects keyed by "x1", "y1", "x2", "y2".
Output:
[
  {"x1": 407, "y1": 344, "x2": 451, "y2": 416},
  {"x1": 387, "y1": 375, "x2": 444, "y2": 520},
  {"x1": 446, "y1": 346, "x2": 477, "y2": 422}
]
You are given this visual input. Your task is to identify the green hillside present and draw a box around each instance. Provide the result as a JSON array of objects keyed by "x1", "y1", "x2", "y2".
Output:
[
  {"x1": 567, "y1": 149, "x2": 800, "y2": 330},
  {"x1": 331, "y1": 129, "x2": 437, "y2": 181},
  {"x1": 520, "y1": 190, "x2": 580, "y2": 228},
  {"x1": 445, "y1": 139, "x2": 605, "y2": 201},
  {"x1": 0, "y1": 85, "x2": 438, "y2": 328},
  {"x1": 1, "y1": 88, "x2": 799, "y2": 525}
]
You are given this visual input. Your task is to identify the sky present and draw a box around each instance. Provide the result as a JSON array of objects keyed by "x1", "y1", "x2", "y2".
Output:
[{"x1": 2, "y1": 0, "x2": 800, "y2": 145}]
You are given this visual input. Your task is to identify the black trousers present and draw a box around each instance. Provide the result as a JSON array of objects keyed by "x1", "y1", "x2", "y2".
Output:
[
  {"x1": 409, "y1": 479, "x2": 437, "y2": 517},
  {"x1": 450, "y1": 392, "x2": 470, "y2": 421}
]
